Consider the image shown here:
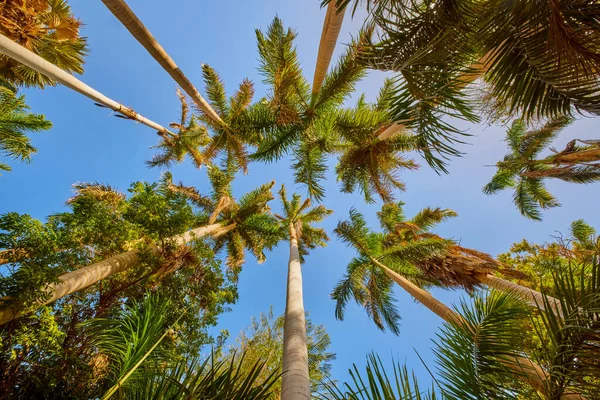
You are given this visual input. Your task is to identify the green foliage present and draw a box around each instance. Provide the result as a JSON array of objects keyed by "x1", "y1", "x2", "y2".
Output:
[
  {"x1": 0, "y1": 85, "x2": 52, "y2": 173},
  {"x1": 276, "y1": 185, "x2": 332, "y2": 261},
  {"x1": 224, "y1": 307, "x2": 336, "y2": 398},
  {"x1": 0, "y1": 180, "x2": 239, "y2": 398},
  {"x1": 0, "y1": 0, "x2": 88, "y2": 88},
  {"x1": 483, "y1": 117, "x2": 600, "y2": 220}
]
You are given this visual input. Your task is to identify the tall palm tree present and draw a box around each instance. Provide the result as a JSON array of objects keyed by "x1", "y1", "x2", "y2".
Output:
[
  {"x1": 275, "y1": 185, "x2": 331, "y2": 399},
  {"x1": 0, "y1": 82, "x2": 51, "y2": 173},
  {"x1": 335, "y1": 79, "x2": 419, "y2": 203},
  {"x1": 252, "y1": 17, "x2": 367, "y2": 200},
  {"x1": 0, "y1": 32, "x2": 173, "y2": 135},
  {"x1": 377, "y1": 202, "x2": 564, "y2": 315},
  {"x1": 100, "y1": 0, "x2": 223, "y2": 126},
  {"x1": 311, "y1": 0, "x2": 346, "y2": 101},
  {"x1": 0, "y1": 179, "x2": 277, "y2": 325},
  {"x1": 484, "y1": 117, "x2": 600, "y2": 220},
  {"x1": 0, "y1": 0, "x2": 87, "y2": 88},
  {"x1": 332, "y1": 208, "x2": 582, "y2": 399}
]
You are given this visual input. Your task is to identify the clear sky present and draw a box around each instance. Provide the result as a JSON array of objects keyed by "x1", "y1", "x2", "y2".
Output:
[{"x1": 1, "y1": 0, "x2": 599, "y2": 390}]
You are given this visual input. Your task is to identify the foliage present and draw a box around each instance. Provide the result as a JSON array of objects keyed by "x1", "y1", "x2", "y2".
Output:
[
  {"x1": 275, "y1": 184, "x2": 331, "y2": 261},
  {"x1": 0, "y1": 180, "x2": 238, "y2": 398},
  {"x1": 0, "y1": 84, "x2": 51, "y2": 173},
  {"x1": 224, "y1": 307, "x2": 336, "y2": 398},
  {"x1": 484, "y1": 117, "x2": 600, "y2": 220},
  {"x1": 0, "y1": 0, "x2": 88, "y2": 88}
]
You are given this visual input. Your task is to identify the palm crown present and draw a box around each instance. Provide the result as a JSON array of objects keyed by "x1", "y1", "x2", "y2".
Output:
[
  {"x1": 0, "y1": 0, "x2": 88, "y2": 88},
  {"x1": 275, "y1": 185, "x2": 332, "y2": 262},
  {"x1": 483, "y1": 117, "x2": 600, "y2": 220}
]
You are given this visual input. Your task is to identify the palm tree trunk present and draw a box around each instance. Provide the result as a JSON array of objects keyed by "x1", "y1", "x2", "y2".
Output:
[
  {"x1": 372, "y1": 259, "x2": 585, "y2": 399},
  {"x1": 376, "y1": 123, "x2": 406, "y2": 142},
  {"x1": 100, "y1": 0, "x2": 224, "y2": 126},
  {"x1": 311, "y1": 1, "x2": 346, "y2": 101},
  {"x1": 0, "y1": 33, "x2": 172, "y2": 135},
  {"x1": 480, "y1": 273, "x2": 564, "y2": 318},
  {"x1": 281, "y1": 222, "x2": 311, "y2": 399},
  {"x1": 0, "y1": 223, "x2": 235, "y2": 326},
  {"x1": 552, "y1": 147, "x2": 600, "y2": 164}
]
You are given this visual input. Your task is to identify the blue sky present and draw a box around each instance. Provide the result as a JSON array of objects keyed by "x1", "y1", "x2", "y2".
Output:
[{"x1": 2, "y1": 0, "x2": 599, "y2": 390}]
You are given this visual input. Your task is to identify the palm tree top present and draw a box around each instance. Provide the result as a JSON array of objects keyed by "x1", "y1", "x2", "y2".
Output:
[{"x1": 275, "y1": 185, "x2": 332, "y2": 262}]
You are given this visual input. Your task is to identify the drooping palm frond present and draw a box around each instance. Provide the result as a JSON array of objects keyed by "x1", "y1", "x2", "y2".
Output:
[
  {"x1": 128, "y1": 350, "x2": 280, "y2": 400},
  {"x1": 434, "y1": 290, "x2": 530, "y2": 400},
  {"x1": 319, "y1": 352, "x2": 440, "y2": 400},
  {"x1": 66, "y1": 182, "x2": 125, "y2": 206},
  {"x1": 80, "y1": 293, "x2": 179, "y2": 399}
]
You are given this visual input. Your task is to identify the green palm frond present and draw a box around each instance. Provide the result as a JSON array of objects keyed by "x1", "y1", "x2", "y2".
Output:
[
  {"x1": 292, "y1": 142, "x2": 328, "y2": 202},
  {"x1": 410, "y1": 208, "x2": 458, "y2": 232},
  {"x1": 201, "y1": 64, "x2": 228, "y2": 119},
  {"x1": 434, "y1": 290, "x2": 530, "y2": 400},
  {"x1": 128, "y1": 350, "x2": 280, "y2": 400},
  {"x1": 67, "y1": 182, "x2": 125, "y2": 206},
  {"x1": 319, "y1": 352, "x2": 440, "y2": 400}
]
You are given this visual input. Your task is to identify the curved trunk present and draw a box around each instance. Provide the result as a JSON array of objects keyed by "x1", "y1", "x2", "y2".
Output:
[
  {"x1": 481, "y1": 274, "x2": 564, "y2": 318},
  {"x1": 281, "y1": 223, "x2": 311, "y2": 399},
  {"x1": 0, "y1": 33, "x2": 172, "y2": 135},
  {"x1": 100, "y1": 0, "x2": 224, "y2": 126},
  {"x1": 311, "y1": 1, "x2": 345, "y2": 100},
  {"x1": 373, "y1": 259, "x2": 584, "y2": 399},
  {"x1": 0, "y1": 223, "x2": 234, "y2": 326}
]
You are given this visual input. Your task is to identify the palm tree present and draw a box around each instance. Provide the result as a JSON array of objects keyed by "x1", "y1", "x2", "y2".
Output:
[
  {"x1": 0, "y1": 179, "x2": 277, "y2": 325},
  {"x1": 146, "y1": 89, "x2": 210, "y2": 169},
  {"x1": 252, "y1": 17, "x2": 368, "y2": 201},
  {"x1": 484, "y1": 117, "x2": 600, "y2": 220},
  {"x1": 335, "y1": 79, "x2": 419, "y2": 203},
  {"x1": 0, "y1": 32, "x2": 173, "y2": 135},
  {"x1": 0, "y1": 83, "x2": 51, "y2": 173},
  {"x1": 197, "y1": 64, "x2": 271, "y2": 172},
  {"x1": 0, "y1": 0, "x2": 87, "y2": 88},
  {"x1": 311, "y1": 0, "x2": 346, "y2": 101},
  {"x1": 99, "y1": 0, "x2": 223, "y2": 126},
  {"x1": 275, "y1": 185, "x2": 331, "y2": 399},
  {"x1": 332, "y1": 208, "x2": 582, "y2": 398}
]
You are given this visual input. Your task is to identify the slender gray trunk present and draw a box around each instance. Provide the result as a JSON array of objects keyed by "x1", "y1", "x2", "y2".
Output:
[
  {"x1": 100, "y1": 0, "x2": 224, "y2": 126},
  {"x1": 0, "y1": 33, "x2": 172, "y2": 134},
  {"x1": 281, "y1": 223, "x2": 311, "y2": 399}
]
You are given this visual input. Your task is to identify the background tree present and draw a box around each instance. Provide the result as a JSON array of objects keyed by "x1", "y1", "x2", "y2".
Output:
[
  {"x1": 225, "y1": 307, "x2": 336, "y2": 399},
  {"x1": 484, "y1": 117, "x2": 600, "y2": 220},
  {"x1": 0, "y1": 0, "x2": 87, "y2": 88}
]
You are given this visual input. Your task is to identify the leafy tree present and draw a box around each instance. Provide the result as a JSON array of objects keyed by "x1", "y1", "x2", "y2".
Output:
[
  {"x1": 0, "y1": 83, "x2": 51, "y2": 173},
  {"x1": 225, "y1": 307, "x2": 336, "y2": 398},
  {"x1": 484, "y1": 117, "x2": 600, "y2": 220},
  {"x1": 0, "y1": 0, "x2": 88, "y2": 88},
  {"x1": 0, "y1": 181, "x2": 240, "y2": 398}
]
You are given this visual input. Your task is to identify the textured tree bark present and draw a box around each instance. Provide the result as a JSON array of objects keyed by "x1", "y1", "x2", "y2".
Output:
[
  {"x1": 100, "y1": 0, "x2": 224, "y2": 126},
  {"x1": 0, "y1": 223, "x2": 234, "y2": 326},
  {"x1": 481, "y1": 273, "x2": 564, "y2": 318},
  {"x1": 281, "y1": 223, "x2": 311, "y2": 399},
  {"x1": 552, "y1": 147, "x2": 600, "y2": 164},
  {"x1": 376, "y1": 122, "x2": 406, "y2": 142},
  {"x1": 375, "y1": 259, "x2": 585, "y2": 399},
  {"x1": 311, "y1": 1, "x2": 345, "y2": 98},
  {"x1": 0, "y1": 33, "x2": 172, "y2": 135}
]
